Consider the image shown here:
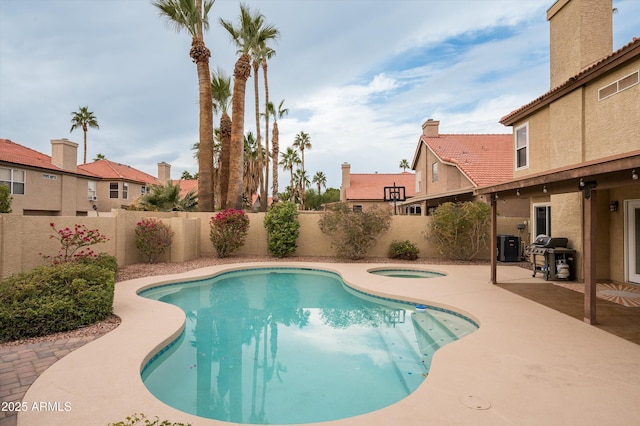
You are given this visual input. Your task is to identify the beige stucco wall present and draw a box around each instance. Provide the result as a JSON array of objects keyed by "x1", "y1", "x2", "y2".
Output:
[
  {"x1": 549, "y1": 89, "x2": 585, "y2": 168},
  {"x1": 584, "y1": 62, "x2": 640, "y2": 161},
  {"x1": 0, "y1": 210, "x2": 529, "y2": 280}
]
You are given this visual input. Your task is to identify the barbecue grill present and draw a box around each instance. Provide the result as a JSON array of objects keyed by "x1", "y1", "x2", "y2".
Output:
[{"x1": 527, "y1": 235, "x2": 576, "y2": 281}]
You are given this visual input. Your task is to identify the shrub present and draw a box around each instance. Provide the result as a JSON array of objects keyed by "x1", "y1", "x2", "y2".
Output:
[
  {"x1": 76, "y1": 253, "x2": 119, "y2": 273},
  {"x1": 0, "y1": 263, "x2": 115, "y2": 342},
  {"x1": 108, "y1": 413, "x2": 191, "y2": 426},
  {"x1": 209, "y1": 209, "x2": 250, "y2": 258},
  {"x1": 0, "y1": 184, "x2": 12, "y2": 213},
  {"x1": 43, "y1": 223, "x2": 109, "y2": 264},
  {"x1": 388, "y1": 240, "x2": 420, "y2": 260},
  {"x1": 318, "y1": 203, "x2": 391, "y2": 260},
  {"x1": 263, "y1": 201, "x2": 300, "y2": 258},
  {"x1": 135, "y1": 218, "x2": 174, "y2": 263},
  {"x1": 426, "y1": 201, "x2": 491, "y2": 260}
]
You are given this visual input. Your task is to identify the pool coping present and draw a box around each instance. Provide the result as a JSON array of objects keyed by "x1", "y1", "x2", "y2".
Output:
[{"x1": 19, "y1": 262, "x2": 640, "y2": 425}]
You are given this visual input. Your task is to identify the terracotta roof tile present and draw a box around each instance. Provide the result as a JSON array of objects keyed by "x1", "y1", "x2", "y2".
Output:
[
  {"x1": 422, "y1": 134, "x2": 513, "y2": 187},
  {"x1": 79, "y1": 160, "x2": 159, "y2": 184},
  {"x1": 345, "y1": 172, "x2": 415, "y2": 200},
  {"x1": 0, "y1": 138, "x2": 97, "y2": 177},
  {"x1": 171, "y1": 179, "x2": 198, "y2": 198}
]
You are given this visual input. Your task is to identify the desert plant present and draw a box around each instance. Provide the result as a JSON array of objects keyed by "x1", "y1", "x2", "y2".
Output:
[
  {"x1": 209, "y1": 209, "x2": 250, "y2": 258},
  {"x1": 108, "y1": 412, "x2": 190, "y2": 426},
  {"x1": 0, "y1": 184, "x2": 12, "y2": 213},
  {"x1": 263, "y1": 201, "x2": 300, "y2": 258},
  {"x1": 76, "y1": 253, "x2": 118, "y2": 273},
  {"x1": 0, "y1": 263, "x2": 115, "y2": 342},
  {"x1": 135, "y1": 218, "x2": 174, "y2": 263},
  {"x1": 318, "y1": 203, "x2": 391, "y2": 260},
  {"x1": 42, "y1": 223, "x2": 109, "y2": 264},
  {"x1": 388, "y1": 240, "x2": 420, "y2": 260},
  {"x1": 426, "y1": 201, "x2": 491, "y2": 260}
]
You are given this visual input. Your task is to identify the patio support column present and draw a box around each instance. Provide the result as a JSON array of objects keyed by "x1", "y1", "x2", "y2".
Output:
[
  {"x1": 490, "y1": 193, "x2": 497, "y2": 284},
  {"x1": 584, "y1": 188, "x2": 597, "y2": 324}
]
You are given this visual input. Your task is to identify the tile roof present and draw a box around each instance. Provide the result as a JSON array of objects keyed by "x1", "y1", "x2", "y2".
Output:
[
  {"x1": 420, "y1": 134, "x2": 513, "y2": 187},
  {"x1": 171, "y1": 179, "x2": 198, "y2": 198},
  {"x1": 79, "y1": 160, "x2": 159, "y2": 184},
  {"x1": 346, "y1": 172, "x2": 415, "y2": 200},
  {"x1": 0, "y1": 138, "x2": 97, "y2": 178}
]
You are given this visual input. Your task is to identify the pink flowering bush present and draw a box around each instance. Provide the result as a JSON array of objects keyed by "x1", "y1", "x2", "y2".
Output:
[
  {"x1": 209, "y1": 209, "x2": 250, "y2": 258},
  {"x1": 43, "y1": 223, "x2": 109, "y2": 264},
  {"x1": 135, "y1": 218, "x2": 174, "y2": 263}
]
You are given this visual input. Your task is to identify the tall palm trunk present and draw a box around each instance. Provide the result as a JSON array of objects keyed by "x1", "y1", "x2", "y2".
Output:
[
  {"x1": 261, "y1": 59, "x2": 270, "y2": 210},
  {"x1": 271, "y1": 121, "x2": 279, "y2": 202},
  {"x1": 219, "y1": 112, "x2": 232, "y2": 209},
  {"x1": 227, "y1": 53, "x2": 251, "y2": 210},
  {"x1": 253, "y1": 60, "x2": 264, "y2": 210}
]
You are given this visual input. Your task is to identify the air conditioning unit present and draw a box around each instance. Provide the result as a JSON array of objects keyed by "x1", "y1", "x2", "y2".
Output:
[{"x1": 88, "y1": 196, "x2": 97, "y2": 201}]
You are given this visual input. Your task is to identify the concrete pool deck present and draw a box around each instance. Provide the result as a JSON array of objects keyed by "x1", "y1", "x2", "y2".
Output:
[{"x1": 18, "y1": 262, "x2": 640, "y2": 425}]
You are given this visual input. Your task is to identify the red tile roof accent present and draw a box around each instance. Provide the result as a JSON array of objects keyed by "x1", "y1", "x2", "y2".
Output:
[
  {"x1": 422, "y1": 134, "x2": 513, "y2": 187},
  {"x1": 0, "y1": 138, "x2": 97, "y2": 177},
  {"x1": 346, "y1": 172, "x2": 415, "y2": 200},
  {"x1": 79, "y1": 160, "x2": 159, "y2": 184},
  {"x1": 171, "y1": 179, "x2": 198, "y2": 198}
]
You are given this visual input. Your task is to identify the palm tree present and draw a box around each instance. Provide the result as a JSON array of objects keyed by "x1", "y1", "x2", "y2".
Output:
[
  {"x1": 292, "y1": 131, "x2": 311, "y2": 207},
  {"x1": 243, "y1": 131, "x2": 260, "y2": 204},
  {"x1": 93, "y1": 153, "x2": 106, "y2": 161},
  {"x1": 399, "y1": 159, "x2": 410, "y2": 172},
  {"x1": 279, "y1": 147, "x2": 300, "y2": 203},
  {"x1": 312, "y1": 171, "x2": 327, "y2": 197},
  {"x1": 211, "y1": 67, "x2": 232, "y2": 209},
  {"x1": 70, "y1": 106, "x2": 99, "y2": 164},
  {"x1": 293, "y1": 168, "x2": 310, "y2": 207},
  {"x1": 220, "y1": 4, "x2": 275, "y2": 209},
  {"x1": 266, "y1": 99, "x2": 288, "y2": 201},
  {"x1": 138, "y1": 180, "x2": 198, "y2": 212},
  {"x1": 260, "y1": 46, "x2": 277, "y2": 211},
  {"x1": 153, "y1": 0, "x2": 215, "y2": 212}
]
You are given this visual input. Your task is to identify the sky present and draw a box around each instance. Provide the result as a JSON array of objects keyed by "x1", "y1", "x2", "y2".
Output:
[{"x1": 1, "y1": 0, "x2": 638, "y2": 193}]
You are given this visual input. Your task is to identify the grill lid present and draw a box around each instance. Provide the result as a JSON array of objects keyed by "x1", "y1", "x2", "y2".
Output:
[{"x1": 531, "y1": 235, "x2": 568, "y2": 248}]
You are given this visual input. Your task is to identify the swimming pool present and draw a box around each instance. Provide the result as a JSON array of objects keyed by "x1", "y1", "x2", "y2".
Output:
[{"x1": 140, "y1": 268, "x2": 478, "y2": 424}]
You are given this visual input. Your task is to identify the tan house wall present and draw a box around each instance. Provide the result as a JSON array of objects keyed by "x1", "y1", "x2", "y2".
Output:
[
  {"x1": 584, "y1": 62, "x2": 640, "y2": 160},
  {"x1": 548, "y1": 89, "x2": 584, "y2": 168},
  {"x1": 0, "y1": 210, "x2": 527, "y2": 280}
]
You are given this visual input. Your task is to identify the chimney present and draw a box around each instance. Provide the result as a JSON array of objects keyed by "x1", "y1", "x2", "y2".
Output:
[
  {"x1": 547, "y1": 0, "x2": 613, "y2": 88},
  {"x1": 51, "y1": 138, "x2": 78, "y2": 172},
  {"x1": 422, "y1": 119, "x2": 440, "y2": 137},
  {"x1": 340, "y1": 162, "x2": 351, "y2": 202},
  {"x1": 157, "y1": 162, "x2": 171, "y2": 184}
]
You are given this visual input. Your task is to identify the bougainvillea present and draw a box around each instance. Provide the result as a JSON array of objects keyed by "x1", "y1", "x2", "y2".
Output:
[
  {"x1": 209, "y1": 209, "x2": 250, "y2": 258},
  {"x1": 43, "y1": 223, "x2": 109, "y2": 264},
  {"x1": 134, "y1": 217, "x2": 174, "y2": 263}
]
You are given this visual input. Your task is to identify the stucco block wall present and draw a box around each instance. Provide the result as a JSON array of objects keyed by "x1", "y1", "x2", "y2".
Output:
[
  {"x1": 0, "y1": 210, "x2": 529, "y2": 280},
  {"x1": 551, "y1": 193, "x2": 584, "y2": 281}
]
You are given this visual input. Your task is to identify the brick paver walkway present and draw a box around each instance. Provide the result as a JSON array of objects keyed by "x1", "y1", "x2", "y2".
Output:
[{"x1": 0, "y1": 335, "x2": 106, "y2": 426}]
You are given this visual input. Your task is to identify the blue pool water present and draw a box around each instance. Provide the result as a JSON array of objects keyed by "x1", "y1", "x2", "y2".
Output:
[
  {"x1": 369, "y1": 269, "x2": 446, "y2": 278},
  {"x1": 140, "y1": 268, "x2": 478, "y2": 425}
]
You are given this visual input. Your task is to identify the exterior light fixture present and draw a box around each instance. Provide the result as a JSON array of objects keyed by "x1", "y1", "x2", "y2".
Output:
[
  {"x1": 633, "y1": 169, "x2": 639, "y2": 180},
  {"x1": 543, "y1": 185, "x2": 548, "y2": 194},
  {"x1": 609, "y1": 201, "x2": 619, "y2": 212},
  {"x1": 516, "y1": 189, "x2": 520, "y2": 196},
  {"x1": 579, "y1": 178, "x2": 585, "y2": 187}
]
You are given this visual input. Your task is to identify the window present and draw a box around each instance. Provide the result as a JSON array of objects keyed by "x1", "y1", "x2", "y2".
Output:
[
  {"x1": 122, "y1": 182, "x2": 129, "y2": 200},
  {"x1": 515, "y1": 123, "x2": 528, "y2": 170},
  {"x1": 141, "y1": 185, "x2": 148, "y2": 195},
  {"x1": 352, "y1": 205, "x2": 363, "y2": 213},
  {"x1": 42, "y1": 174, "x2": 57, "y2": 180},
  {"x1": 406, "y1": 205, "x2": 422, "y2": 215},
  {"x1": 88, "y1": 181, "x2": 97, "y2": 200},
  {"x1": 0, "y1": 167, "x2": 25, "y2": 194},
  {"x1": 109, "y1": 182, "x2": 119, "y2": 199},
  {"x1": 598, "y1": 70, "x2": 639, "y2": 101},
  {"x1": 432, "y1": 162, "x2": 439, "y2": 182},
  {"x1": 533, "y1": 204, "x2": 551, "y2": 237},
  {"x1": 415, "y1": 171, "x2": 421, "y2": 192}
]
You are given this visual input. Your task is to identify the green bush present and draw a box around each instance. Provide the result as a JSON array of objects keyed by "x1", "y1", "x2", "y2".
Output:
[
  {"x1": 318, "y1": 203, "x2": 391, "y2": 260},
  {"x1": 135, "y1": 218, "x2": 174, "y2": 263},
  {"x1": 388, "y1": 240, "x2": 420, "y2": 260},
  {"x1": 76, "y1": 253, "x2": 119, "y2": 273},
  {"x1": 263, "y1": 201, "x2": 300, "y2": 258},
  {"x1": 0, "y1": 263, "x2": 115, "y2": 342},
  {"x1": 0, "y1": 184, "x2": 12, "y2": 213},
  {"x1": 43, "y1": 223, "x2": 109, "y2": 264},
  {"x1": 426, "y1": 201, "x2": 491, "y2": 260},
  {"x1": 209, "y1": 209, "x2": 250, "y2": 258}
]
